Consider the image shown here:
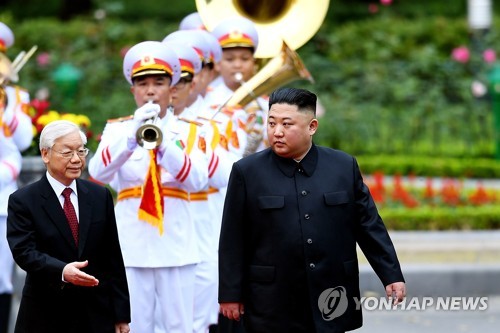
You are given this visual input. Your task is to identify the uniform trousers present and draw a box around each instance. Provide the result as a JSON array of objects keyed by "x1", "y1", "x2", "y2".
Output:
[
  {"x1": 0, "y1": 216, "x2": 14, "y2": 333},
  {"x1": 127, "y1": 265, "x2": 195, "y2": 333},
  {"x1": 193, "y1": 260, "x2": 219, "y2": 333}
]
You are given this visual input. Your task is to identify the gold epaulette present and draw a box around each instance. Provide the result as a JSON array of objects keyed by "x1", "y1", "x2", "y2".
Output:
[
  {"x1": 107, "y1": 115, "x2": 133, "y2": 123},
  {"x1": 9, "y1": 85, "x2": 28, "y2": 92},
  {"x1": 196, "y1": 115, "x2": 222, "y2": 124},
  {"x1": 178, "y1": 117, "x2": 203, "y2": 126}
]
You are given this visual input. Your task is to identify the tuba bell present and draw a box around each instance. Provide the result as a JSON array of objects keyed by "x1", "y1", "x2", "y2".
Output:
[
  {"x1": 196, "y1": 0, "x2": 329, "y2": 59},
  {"x1": 197, "y1": 0, "x2": 329, "y2": 108}
]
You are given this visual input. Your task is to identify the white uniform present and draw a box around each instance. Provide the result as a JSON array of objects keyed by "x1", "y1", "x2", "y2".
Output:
[
  {"x1": 88, "y1": 113, "x2": 208, "y2": 333},
  {"x1": 0, "y1": 125, "x2": 22, "y2": 298},
  {"x1": 2, "y1": 85, "x2": 33, "y2": 152},
  {"x1": 178, "y1": 96, "x2": 235, "y2": 332}
]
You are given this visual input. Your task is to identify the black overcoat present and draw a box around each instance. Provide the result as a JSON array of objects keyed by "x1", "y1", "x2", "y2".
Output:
[
  {"x1": 219, "y1": 144, "x2": 404, "y2": 333},
  {"x1": 7, "y1": 175, "x2": 130, "y2": 333}
]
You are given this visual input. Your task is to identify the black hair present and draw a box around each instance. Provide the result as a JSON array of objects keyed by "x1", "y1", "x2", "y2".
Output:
[{"x1": 268, "y1": 87, "x2": 317, "y2": 116}]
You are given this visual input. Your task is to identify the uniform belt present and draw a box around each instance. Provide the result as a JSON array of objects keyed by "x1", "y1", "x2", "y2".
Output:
[
  {"x1": 117, "y1": 186, "x2": 209, "y2": 201},
  {"x1": 208, "y1": 187, "x2": 219, "y2": 194},
  {"x1": 118, "y1": 186, "x2": 189, "y2": 201}
]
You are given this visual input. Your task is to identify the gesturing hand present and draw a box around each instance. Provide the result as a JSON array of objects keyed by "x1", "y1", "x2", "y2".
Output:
[{"x1": 63, "y1": 260, "x2": 99, "y2": 287}]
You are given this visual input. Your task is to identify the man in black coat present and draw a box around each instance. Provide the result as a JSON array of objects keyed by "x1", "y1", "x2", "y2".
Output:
[
  {"x1": 218, "y1": 87, "x2": 406, "y2": 333},
  {"x1": 7, "y1": 120, "x2": 131, "y2": 333}
]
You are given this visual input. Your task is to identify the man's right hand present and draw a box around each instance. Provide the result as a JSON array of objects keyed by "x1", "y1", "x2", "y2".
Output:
[
  {"x1": 63, "y1": 260, "x2": 99, "y2": 287},
  {"x1": 220, "y1": 302, "x2": 244, "y2": 321}
]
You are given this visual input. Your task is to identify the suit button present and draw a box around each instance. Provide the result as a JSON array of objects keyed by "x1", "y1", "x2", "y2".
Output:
[
  {"x1": 307, "y1": 238, "x2": 313, "y2": 244},
  {"x1": 304, "y1": 214, "x2": 310, "y2": 220},
  {"x1": 309, "y1": 263, "x2": 315, "y2": 269},
  {"x1": 301, "y1": 190, "x2": 307, "y2": 196}
]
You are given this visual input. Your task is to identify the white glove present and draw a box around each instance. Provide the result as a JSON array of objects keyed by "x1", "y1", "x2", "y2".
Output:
[
  {"x1": 133, "y1": 102, "x2": 161, "y2": 127},
  {"x1": 127, "y1": 102, "x2": 161, "y2": 150}
]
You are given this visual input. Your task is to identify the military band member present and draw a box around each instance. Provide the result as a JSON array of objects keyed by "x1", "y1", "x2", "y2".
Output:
[
  {"x1": 204, "y1": 16, "x2": 269, "y2": 158},
  {"x1": 163, "y1": 36, "x2": 235, "y2": 333},
  {"x1": 0, "y1": 103, "x2": 22, "y2": 333},
  {"x1": 0, "y1": 21, "x2": 34, "y2": 153},
  {"x1": 88, "y1": 41, "x2": 208, "y2": 333}
]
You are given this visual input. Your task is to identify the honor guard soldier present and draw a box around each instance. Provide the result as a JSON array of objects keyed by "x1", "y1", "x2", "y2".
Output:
[
  {"x1": 88, "y1": 41, "x2": 208, "y2": 333},
  {"x1": 0, "y1": 22, "x2": 32, "y2": 333},
  {"x1": 0, "y1": 21, "x2": 34, "y2": 152},
  {"x1": 162, "y1": 36, "x2": 233, "y2": 333},
  {"x1": 204, "y1": 16, "x2": 269, "y2": 158},
  {"x1": 0, "y1": 89, "x2": 22, "y2": 333}
]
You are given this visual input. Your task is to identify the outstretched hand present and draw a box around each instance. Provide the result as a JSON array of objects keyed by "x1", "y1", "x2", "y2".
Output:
[{"x1": 63, "y1": 260, "x2": 99, "y2": 287}]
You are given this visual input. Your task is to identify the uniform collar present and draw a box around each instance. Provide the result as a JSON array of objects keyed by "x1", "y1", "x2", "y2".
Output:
[{"x1": 273, "y1": 143, "x2": 318, "y2": 177}]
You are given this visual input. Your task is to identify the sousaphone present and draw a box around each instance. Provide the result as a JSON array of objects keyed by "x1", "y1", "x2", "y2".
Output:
[
  {"x1": 196, "y1": 0, "x2": 329, "y2": 108},
  {"x1": 196, "y1": 0, "x2": 329, "y2": 58}
]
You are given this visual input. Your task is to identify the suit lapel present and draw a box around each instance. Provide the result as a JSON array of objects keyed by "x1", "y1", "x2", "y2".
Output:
[
  {"x1": 76, "y1": 180, "x2": 92, "y2": 257},
  {"x1": 39, "y1": 176, "x2": 77, "y2": 250}
]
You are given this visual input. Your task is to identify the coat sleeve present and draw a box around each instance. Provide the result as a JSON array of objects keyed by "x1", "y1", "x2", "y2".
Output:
[
  {"x1": 7, "y1": 191, "x2": 67, "y2": 283},
  {"x1": 218, "y1": 162, "x2": 247, "y2": 303},
  {"x1": 351, "y1": 157, "x2": 405, "y2": 287}
]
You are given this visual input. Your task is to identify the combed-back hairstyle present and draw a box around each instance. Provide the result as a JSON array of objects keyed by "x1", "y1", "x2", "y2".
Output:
[{"x1": 268, "y1": 87, "x2": 317, "y2": 117}]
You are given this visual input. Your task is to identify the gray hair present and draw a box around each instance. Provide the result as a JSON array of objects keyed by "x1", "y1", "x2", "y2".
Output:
[{"x1": 39, "y1": 120, "x2": 87, "y2": 151}]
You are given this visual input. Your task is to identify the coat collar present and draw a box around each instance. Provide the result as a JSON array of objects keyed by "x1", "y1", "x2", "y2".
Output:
[{"x1": 272, "y1": 143, "x2": 318, "y2": 177}]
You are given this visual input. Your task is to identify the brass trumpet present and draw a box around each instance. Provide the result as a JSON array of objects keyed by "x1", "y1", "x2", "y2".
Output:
[
  {"x1": 135, "y1": 102, "x2": 163, "y2": 150},
  {"x1": 136, "y1": 122, "x2": 163, "y2": 150}
]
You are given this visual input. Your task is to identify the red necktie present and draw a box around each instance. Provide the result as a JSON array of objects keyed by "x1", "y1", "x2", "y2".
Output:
[{"x1": 62, "y1": 188, "x2": 79, "y2": 245}]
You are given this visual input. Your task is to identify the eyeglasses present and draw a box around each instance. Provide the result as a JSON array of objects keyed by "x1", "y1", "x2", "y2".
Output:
[{"x1": 50, "y1": 148, "x2": 89, "y2": 159}]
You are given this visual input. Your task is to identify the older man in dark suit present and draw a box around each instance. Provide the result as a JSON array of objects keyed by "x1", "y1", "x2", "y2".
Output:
[
  {"x1": 7, "y1": 120, "x2": 130, "y2": 333},
  {"x1": 218, "y1": 87, "x2": 406, "y2": 333}
]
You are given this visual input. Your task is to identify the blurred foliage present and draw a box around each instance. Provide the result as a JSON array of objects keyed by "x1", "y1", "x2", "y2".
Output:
[
  {"x1": 380, "y1": 205, "x2": 500, "y2": 230},
  {"x1": 356, "y1": 155, "x2": 500, "y2": 178}
]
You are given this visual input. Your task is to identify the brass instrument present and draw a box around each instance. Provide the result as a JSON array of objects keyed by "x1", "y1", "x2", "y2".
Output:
[
  {"x1": 195, "y1": 0, "x2": 329, "y2": 59},
  {"x1": 0, "y1": 45, "x2": 38, "y2": 86},
  {"x1": 224, "y1": 41, "x2": 314, "y2": 108},
  {"x1": 136, "y1": 122, "x2": 163, "y2": 149},
  {"x1": 0, "y1": 52, "x2": 15, "y2": 86},
  {"x1": 197, "y1": 0, "x2": 329, "y2": 156},
  {"x1": 135, "y1": 101, "x2": 164, "y2": 150}
]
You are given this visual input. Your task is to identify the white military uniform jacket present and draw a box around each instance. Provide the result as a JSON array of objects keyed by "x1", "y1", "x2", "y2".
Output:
[
  {"x1": 0, "y1": 128, "x2": 22, "y2": 294},
  {"x1": 88, "y1": 114, "x2": 208, "y2": 268},
  {"x1": 3, "y1": 85, "x2": 33, "y2": 152},
  {"x1": 178, "y1": 96, "x2": 232, "y2": 261},
  {"x1": 203, "y1": 80, "x2": 269, "y2": 157}
]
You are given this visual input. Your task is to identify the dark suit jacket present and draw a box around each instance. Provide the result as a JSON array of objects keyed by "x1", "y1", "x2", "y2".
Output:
[
  {"x1": 7, "y1": 175, "x2": 130, "y2": 333},
  {"x1": 219, "y1": 144, "x2": 404, "y2": 333}
]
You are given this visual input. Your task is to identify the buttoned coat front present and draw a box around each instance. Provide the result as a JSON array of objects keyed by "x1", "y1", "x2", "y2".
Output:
[{"x1": 218, "y1": 144, "x2": 404, "y2": 333}]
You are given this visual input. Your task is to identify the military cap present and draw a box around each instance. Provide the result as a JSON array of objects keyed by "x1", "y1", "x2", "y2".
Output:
[
  {"x1": 211, "y1": 16, "x2": 259, "y2": 52},
  {"x1": 162, "y1": 41, "x2": 202, "y2": 78},
  {"x1": 0, "y1": 22, "x2": 14, "y2": 53},
  {"x1": 123, "y1": 41, "x2": 181, "y2": 86},
  {"x1": 179, "y1": 12, "x2": 206, "y2": 31},
  {"x1": 163, "y1": 30, "x2": 210, "y2": 66}
]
